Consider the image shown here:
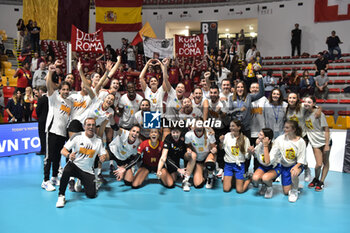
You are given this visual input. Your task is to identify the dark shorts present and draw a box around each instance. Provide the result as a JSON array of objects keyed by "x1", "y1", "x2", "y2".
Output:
[
  {"x1": 281, "y1": 164, "x2": 304, "y2": 186},
  {"x1": 107, "y1": 146, "x2": 136, "y2": 169},
  {"x1": 257, "y1": 164, "x2": 282, "y2": 176},
  {"x1": 140, "y1": 163, "x2": 158, "y2": 173},
  {"x1": 68, "y1": 119, "x2": 84, "y2": 133}
]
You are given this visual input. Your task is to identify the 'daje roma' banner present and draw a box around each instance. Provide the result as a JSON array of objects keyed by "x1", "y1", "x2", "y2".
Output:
[
  {"x1": 71, "y1": 25, "x2": 105, "y2": 53},
  {"x1": 175, "y1": 34, "x2": 204, "y2": 57}
]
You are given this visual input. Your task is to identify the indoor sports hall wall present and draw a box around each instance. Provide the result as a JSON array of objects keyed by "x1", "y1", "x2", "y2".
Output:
[{"x1": 0, "y1": 0, "x2": 349, "y2": 56}]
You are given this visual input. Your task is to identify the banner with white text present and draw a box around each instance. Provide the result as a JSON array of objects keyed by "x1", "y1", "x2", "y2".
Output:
[
  {"x1": 175, "y1": 34, "x2": 204, "y2": 57},
  {"x1": 71, "y1": 25, "x2": 105, "y2": 53},
  {"x1": 0, "y1": 122, "x2": 40, "y2": 157}
]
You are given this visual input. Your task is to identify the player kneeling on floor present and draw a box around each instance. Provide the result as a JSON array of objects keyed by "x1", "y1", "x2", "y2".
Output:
[
  {"x1": 220, "y1": 120, "x2": 251, "y2": 193},
  {"x1": 56, "y1": 118, "x2": 107, "y2": 208},
  {"x1": 106, "y1": 125, "x2": 141, "y2": 186},
  {"x1": 250, "y1": 128, "x2": 281, "y2": 198},
  {"x1": 268, "y1": 120, "x2": 306, "y2": 203},
  {"x1": 184, "y1": 118, "x2": 217, "y2": 189}
]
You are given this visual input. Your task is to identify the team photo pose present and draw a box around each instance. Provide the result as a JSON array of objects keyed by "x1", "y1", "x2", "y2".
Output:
[
  {"x1": 303, "y1": 96, "x2": 331, "y2": 191},
  {"x1": 115, "y1": 128, "x2": 163, "y2": 189},
  {"x1": 267, "y1": 120, "x2": 306, "y2": 202},
  {"x1": 107, "y1": 126, "x2": 141, "y2": 186},
  {"x1": 220, "y1": 120, "x2": 251, "y2": 193},
  {"x1": 185, "y1": 118, "x2": 217, "y2": 189},
  {"x1": 157, "y1": 127, "x2": 195, "y2": 191},
  {"x1": 250, "y1": 128, "x2": 281, "y2": 198},
  {"x1": 41, "y1": 61, "x2": 72, "y2": 192},
  {"x1": 57, "y1": 118, "x2": 107, "y2": 208}
]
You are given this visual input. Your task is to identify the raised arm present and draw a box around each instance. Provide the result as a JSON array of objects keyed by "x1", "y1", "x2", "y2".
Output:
[
  {"x1": 139, "y1": 59, "x2": 153, "y2": 92},
  {"x1": 46, "y1": 60, "x2": 62, "y2": 96},
  {"x1": 161, "y1": 58, "x2": 171, "y2": 92},
  {"x1": 78, "y1": 59, "x2": 95, "y2": 99}
]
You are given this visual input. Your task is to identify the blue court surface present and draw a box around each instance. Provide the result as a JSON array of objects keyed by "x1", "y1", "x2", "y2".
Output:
[{"x1": 0, "y1": 153, "x2": 349, "y2": 233}]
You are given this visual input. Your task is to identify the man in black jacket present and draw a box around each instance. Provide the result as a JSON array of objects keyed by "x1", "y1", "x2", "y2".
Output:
[
  {"x1": 35, "y1": 86, "x2": 48, "y2": 155},
  {"x1": 291, "y1": 23, "x2": 301, "y2": 57}
]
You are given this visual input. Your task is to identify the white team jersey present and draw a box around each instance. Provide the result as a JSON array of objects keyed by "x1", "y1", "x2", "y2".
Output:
[
  {"x1": 134, "y1": 110, "x2": 150, "y2": 138},
  {"x1": 286, "y1": 106, "x2": 306, "y2": 137},
  {"x1": 164, "y1": 87, "x2": 183, "y2": 120},
  {"x1": 185, "y1": 130, "x2": 216, "y2": 162},
  {"x1": 83, "y1": 97, "x2": 114, "y2": 126},
  {"x1": 68, "y1": 92, "x2": 93, "y2": 122},
  {"x1": 98, "y1": 89, "x2": 121, "y2": 107},
  {"x1": 253, "y1": 142, "x2": 279, "y2": 167},
  {"x1": 207, "y1": 99, "x2": 227, "y2": 129},
  {"x1": 179, "y1": 107, "x2": 203, "y2": 122},
  {"x1": 270, "y1": 134, "x2": 306, "y2": 167},
  {"x1": 144, "y1": 86, "x2": 165, "y2": 113},
  {"x1": 45, "y1": 90, "x2": 72, "y2": 137},
  {"x1": 219, "y1": 92, "x2": 233, "y2": 109},
  {"x1": 304, "y1": 111, "x2": 328, "y2": 148},
  {"x1": 250, "y1": 96, "x2": 268, "y2": 137},
  {"x1": 118, "y1": 93, "x2": 143, "y2": 129},
  {"x1": 192, "y1": 97, "x2": 205, "y2": 112},
  {"x1": 64, "y1": 132, "x2": 106, "y2": 174},
  {"x1": 109, "y1": 129, "x2": 140, "y2": 161},
  {"x1": 223, "y1": 132, "x2": 250, "y2": 165}
]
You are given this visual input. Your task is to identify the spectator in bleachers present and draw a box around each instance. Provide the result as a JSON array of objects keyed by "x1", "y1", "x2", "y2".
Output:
[
  {"x1": 288, "y1": 68, "x2": 300, "y2": 93},
  {"x1": 168, "y1": 58, "x2": 180, "y2": 88},
  {"x1": 30, "y1": 52, "x2": 40, "y2": 74},
  {"x1": 30, "y1": 21, "x2": 41, "y2": 53},
  {"x1": 0, "y1": 83, "x2": 4, "y2": 122},
  {"x1": 16, "y1": 19, "x2": 25, "y2": 50},
  {"x1": 326, "y1": 30, "x2": 342, "y2": 61},
  {"x1": 237, "y1": 29, "x2": 245, "y2": 60},
  {"x1": 314, "y1": 69, "x2": 329, "y2": 100},
  {"x1": 32, "y1": 62, "x2": 48, "y2": 89},
  {"x1": 14, "y1": 61, "x2": 32, "y2": 93},
  {"x1": 291, "y1": 23, "x2": 301, "y2": 57},
  {"x1": 314, "y1": 52, "x2": 329, "y2": 76},
  {"x1": 127, "y1": 44, "x2": 136, "y2": 70},
  {"x1": 244, "y1": 57, "x2": 261, "y2": 89},
  {"x1": 263, "y1": 70, "x2": 278, "y2": 97},
  {"x1": 5, "y1": 88, "x2": 24, "y2": 122},
  {"x1": 105, "y1": 44, "x2": 117, "y2": 62},
  {"x1": 121, "y1": 38, "x2": 129, "y2": 64},
  {"x1": 299, "y1": 70, "x2": 315, "y2": 97},
  {"x1": 245, "y1": 44, "x2": 257, "y2": 62},
  {"x1": 0, "y1": 34, "x2": 5, "y2": 55}
]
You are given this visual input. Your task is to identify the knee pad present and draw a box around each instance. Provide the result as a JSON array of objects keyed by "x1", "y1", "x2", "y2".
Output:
[{"x1": 205, "y1": 161, "x2": 215, "y2": 172}]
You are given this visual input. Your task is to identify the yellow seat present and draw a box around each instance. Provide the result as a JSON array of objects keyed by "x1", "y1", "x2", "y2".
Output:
[
  {"x1": 325, "y1": 115, "x2": 335, "y2": 129},
  {"x1": 333, "y1": 116, "x2": 350, "y2": 129}
]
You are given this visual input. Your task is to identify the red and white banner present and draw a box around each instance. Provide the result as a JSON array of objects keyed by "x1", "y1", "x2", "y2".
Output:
[
  {"x1": 71, "y1": 25, "x2": 105, "y2": 53},
  {"x1": 175, "y1": 34, "x2": 204, "y2": 57},
  {"x1": 315, "y1": 0, "x2": 350, "y2": 22}
]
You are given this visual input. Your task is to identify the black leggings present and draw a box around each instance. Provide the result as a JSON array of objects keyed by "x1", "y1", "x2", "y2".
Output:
[
  {"x1": 59, "y1": 162, "x2": 96, "y2": 198},
  {"x1": 44, "y1": 132, "x2": 66, "y2": 181}
]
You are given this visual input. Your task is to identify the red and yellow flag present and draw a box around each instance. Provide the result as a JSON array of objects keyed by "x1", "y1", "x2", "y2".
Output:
[
  {"x1": 131, "y1": 22, "x2": 156, "y2": 45},
  {"x1": 95, "y1": 0, "x2": 142, "y2": 32}
]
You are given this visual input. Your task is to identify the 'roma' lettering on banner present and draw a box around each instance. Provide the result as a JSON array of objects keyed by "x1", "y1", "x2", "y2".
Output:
[
  {"x1": 175, "y1": 34, "x2": 204, "y2": 57},
  {"x1": 71, "y1": 25, "x2": 105, "y2": 53}
]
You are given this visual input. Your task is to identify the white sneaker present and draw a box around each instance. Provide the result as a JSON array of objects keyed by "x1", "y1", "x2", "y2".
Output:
[
  {"x1": 216, "y1": 168, "x2": 224, "y2": 178},
  {"x1": 74, "y1": 179, "x2": 82, "y2": 192},
  {"x1": 50, "y1": 177, "x2": 60, "y2": 186},
  {"x1": 56, "y1": 195, "x2": 66, "y2": 208},
  {"x1": 205, "y1": 177, "x2": 214, "y2": 189},
  {"x1": 275, "y1": 176, "x2": 281, "y2": 182},
  {"x1": 41, "y1": 180, "x2": 56, "y2": 191},
  {"x1": 264, "y1": 186, "x2": 273, "y2": 199},
  {"x1": 182, "y1": 180, "x2": 191, "y2": 192},
  {"x1": 259, "y1": 184, "x2": 267, "y2": 195},
  {"x1": 304, "y1": 167, "x2": 311, "y2": 182},
  {"x1": 288, "y1": 189, "x2": 300, "y2": 203}
]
